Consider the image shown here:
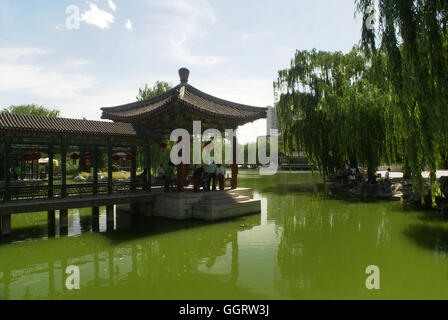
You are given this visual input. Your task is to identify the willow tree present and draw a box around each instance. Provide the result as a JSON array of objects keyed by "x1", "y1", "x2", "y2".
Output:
[
  {"x1": 275, "y1": 48, "x2": 389, "y2": 178},
  {"x1": 355, "y1": 0, "x2": 448, "y2": 200}
]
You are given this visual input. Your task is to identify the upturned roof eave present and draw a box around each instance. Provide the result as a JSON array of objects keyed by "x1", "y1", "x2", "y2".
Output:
[{"x1": 101, "y1": 84, "x2": 268, "y2": 123}]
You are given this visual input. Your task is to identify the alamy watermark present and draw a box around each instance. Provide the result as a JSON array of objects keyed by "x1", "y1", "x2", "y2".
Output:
[
  {"x1": 169, "y1": 121, "x2": 279, "y2": 175},
  {"x1": 65, "y1": 265, "x2": 80, "y2": 290},
  {"x1": 365, "y1": 265, "x2": 380, "y2": 290},
  {"x1": 65, "y1": 5, "x2": 81, "y2": 30}
]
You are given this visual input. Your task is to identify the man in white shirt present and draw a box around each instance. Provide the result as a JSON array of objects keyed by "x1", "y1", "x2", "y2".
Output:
[{"x1": 385, "y1": 168, "x2": 391, "y2": 180}]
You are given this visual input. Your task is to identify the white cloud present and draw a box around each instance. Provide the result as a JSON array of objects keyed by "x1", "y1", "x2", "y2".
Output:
[
  {"x1": 60, "y1": 88, "x2": 138, "y2": 120},
  {"x1": 65, "y1": 59, "x2": 92, "y2": 68},
  {"x1": 81, "y1": 3, "x2": 115, "y2": 29},
  {"x1": 0, "y1": 48, "x2": 95, "y2": 99},
  {"x1": 125, "y1": 19, "x2": 132, "y2": 30},
  {"x1": 239, "y1": 32, "x2": 273, "y2": 40},
  {"x1": 108, "y1": 0, "x2": 116, "y2": 12},
  {"x1": 147, "y1": 0, "x2": 227, "y2": 66},
  {"x1": 197, "y1": 75, "x2": 273, "y2": 143},
  {"x1": 0, "y1": 47, "x2": 46, "y2": 61}
]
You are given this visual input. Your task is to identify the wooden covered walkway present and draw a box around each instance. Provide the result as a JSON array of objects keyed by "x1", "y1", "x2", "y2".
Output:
[{"x1": 0, "y1": 112, "x2": 158, "y2": 236}]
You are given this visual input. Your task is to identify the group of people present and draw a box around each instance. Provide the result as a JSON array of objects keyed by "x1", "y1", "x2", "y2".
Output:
[
  {"x1": 155, "y1": 162, "x2": 227, "y2": 193},
  {"x1": 193, "y1": 162, "x2": 226, "y2": 192},
  {"x1": 155, "y1": 162, "x2": 176, "y2": 192},
  {"x1": 337, "y1": 163, "x2": 362, "y2": 185}
]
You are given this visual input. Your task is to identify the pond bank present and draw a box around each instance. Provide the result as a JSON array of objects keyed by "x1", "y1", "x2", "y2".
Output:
[{"x1": 329, "y1": 175, "x2": 448, "y2": 213}]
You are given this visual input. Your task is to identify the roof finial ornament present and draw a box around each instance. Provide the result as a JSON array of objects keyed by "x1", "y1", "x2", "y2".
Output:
[{"x1": 179, "y1": 67, "x2": 190, "y2": 84}]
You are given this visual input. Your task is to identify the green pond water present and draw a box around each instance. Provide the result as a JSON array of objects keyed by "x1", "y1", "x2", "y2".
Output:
[{"x1": 1, "y1": 171, "x2": 448, "y2": 300}]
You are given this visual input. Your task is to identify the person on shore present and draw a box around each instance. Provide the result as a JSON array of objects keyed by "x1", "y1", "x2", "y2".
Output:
[
  {"x1": 385, "y1": 168, "x2": 391, "y2": 181},
  {"x1": 164, "y1": 162, "x2": 174, "y2": 192},
  {"x1": 193, "y1": 165, "x2": 205, "y2": 192},
  {"x1": 216, "y1": 164, "x2": 226, "y2": 191},
  {"x1": 207, "y1": 161, "x2": 217, "y2": 191},
  {"x1": 137, "y1": 168, "x2": 148, "y2": 187},
  {"x1": 337, "y1": 164, "x2": 345, "y2": 184},
  {"x1": 157, "y1": 164, "x2": 165, "y2": 179},
  {"x1": 15, "y1": 165, "x2": 22, "y2": 181},
  {"x1": 348, "y1": 166, "x2": 356, "y2": 186},
  {"x1": 384, "y1": 168, "x2": 392, "y2": 192}
]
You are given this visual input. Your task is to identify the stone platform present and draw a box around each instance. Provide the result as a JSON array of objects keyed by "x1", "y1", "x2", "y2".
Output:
[{"x1": 117, "y1": 188, "x2": 261, "y2": 221}]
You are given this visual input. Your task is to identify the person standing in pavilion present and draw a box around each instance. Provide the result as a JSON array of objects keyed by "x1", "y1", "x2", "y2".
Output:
[
  {"x1": 164, "y1": 162, "x2": 174, "y2": 192},
  {"x1": 207, "y1": 161, "x2": 217, "y2": 191},
  {"x1": 216, "y1": 164, "x2": 226, "y2": 191}
]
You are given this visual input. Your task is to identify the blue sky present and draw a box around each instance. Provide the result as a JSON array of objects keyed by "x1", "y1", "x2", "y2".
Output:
[{"x1": 0, "y1": 0, "x2": 362, "y2": 143}]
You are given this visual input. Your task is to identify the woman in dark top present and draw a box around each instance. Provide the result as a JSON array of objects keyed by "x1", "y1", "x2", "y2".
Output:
[{"x1": 193, "y1": 166, "x2": 205, "y2": 192}]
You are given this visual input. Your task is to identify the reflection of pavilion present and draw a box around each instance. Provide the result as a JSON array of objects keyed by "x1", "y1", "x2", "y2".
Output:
[
  {"x1": 0, "y1": 214, "x2": 261, "y2": 300},
  {"x1": 0, "y1": 68, "x2": 266, "y2": 236}
]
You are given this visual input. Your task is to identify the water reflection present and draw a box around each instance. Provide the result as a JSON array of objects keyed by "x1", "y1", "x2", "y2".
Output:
[
  {"x1": 0, "y1": 210, "x2": 262, "y2": 300},
  {"x1": 3, "y1": 172, "x2": 448, "y2": 299}
]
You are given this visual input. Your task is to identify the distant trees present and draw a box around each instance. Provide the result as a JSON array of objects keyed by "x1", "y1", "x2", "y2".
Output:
[
  {"x1": 2, "y1": 104, "x2": 60, "y2": 117},
  {"x1": 137, "y1": 81, "x2": 173, "y2": 101}
]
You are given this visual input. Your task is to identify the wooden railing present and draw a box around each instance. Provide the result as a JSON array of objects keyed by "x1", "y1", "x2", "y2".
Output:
[{"x1": 0, "y1": 181, "x2": 146, "y2": 202}]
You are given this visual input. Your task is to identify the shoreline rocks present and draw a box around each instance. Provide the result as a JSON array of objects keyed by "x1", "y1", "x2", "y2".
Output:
[{"x1": 330, "y1": 177, "x2": 448, "y2": 212}]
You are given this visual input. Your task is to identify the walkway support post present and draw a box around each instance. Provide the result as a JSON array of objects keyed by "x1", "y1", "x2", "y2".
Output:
[
  {"x1": 48, "y1": 210, "x2": 56, "y2": 237},
  {"x1": 108, "y1": 145, "x2": 113, "y2": 195},
  {"x1": 92, "y1": 206, "x2": 100, "y2": 232},
  {"x1": 3, "y1": 139, "x2": 10, "y2": 202},
  {"x1": 61, "y1": 142, "x2": 67, "y2": 198},
  {"x1": 48, "y1": 146, "x2": 56, "y2": 237},
  {"x1": 60, "y1": 141, "x2": 68, "y2": 235},
  {"x1": 1, "y1": 214, "x2": 11, "y2": 236},
  {"x1": 144, "y1": 143, "x2": 151, "y2": 191},
  {"x1": 92, "y1": 147, "x2": 100, "y2": 232},
  {"x1": 59, "y1": 209, "x2": 68, "y2": 235},
  {"x1": 232, "y1": 135, "x2": 238, "y2": 189},
  {"x1": 131, "y1": 147, "x2": 137, "y2": 192},
  {"x1": 106, "y1": 205, "x2": 114, "y2": 231},
  {"x1": 48, "y1": 147, "x2": 54, "y2": 198},
  {"x1": 93, "y1": 147, "x2": 99, "y2": 195}
]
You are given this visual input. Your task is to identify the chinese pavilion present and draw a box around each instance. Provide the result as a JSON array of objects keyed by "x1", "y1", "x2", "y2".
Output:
[{"x1": 101, "y1": 68, "x2": 268, "y2": 191}]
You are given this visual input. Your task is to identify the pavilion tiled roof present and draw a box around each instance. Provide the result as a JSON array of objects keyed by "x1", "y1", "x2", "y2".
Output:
[
  {"x1": 0, "y1": 113, "x2": 158, "y2": 139},
  {"x1": 101, "y1": 69, "x2": 268, "y2": 123}
]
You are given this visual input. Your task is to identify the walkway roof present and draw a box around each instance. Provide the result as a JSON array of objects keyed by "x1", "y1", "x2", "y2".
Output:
[{"x1": 0, "y1": 113, "x2": 158, "y2": 139}]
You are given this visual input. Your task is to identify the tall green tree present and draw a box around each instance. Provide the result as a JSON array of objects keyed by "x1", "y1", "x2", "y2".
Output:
[
  {"x1": 274, "y1": 47, "x2": 388, "y2": 178},
  {"x1": 137, "y1": 81, "x2": 173, "y2": 101},
  {"x1": 2, "y1": 104, "x2": 60, "y2": 117},
  {"x1": 355, "y1": 0, "x2": 448, "y2": 200}
]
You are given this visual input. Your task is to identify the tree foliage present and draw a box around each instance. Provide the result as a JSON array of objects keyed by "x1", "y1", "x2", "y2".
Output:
[
  {"x1": 137, "y1": 81, "x2": 173, "y2": 101},
  {"x1": 2, "y1": 104, "x2": 60, "y2": 117},
  {"x1": 274, "y1": 47, "x2": 388, "y2": 178},
  {"x1": 355, "y1": 0, "x2": 448, "y2": 199},
  {"x1": 275, "y1": 1, "x2": 448, "y2": 202}
]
